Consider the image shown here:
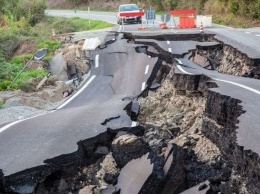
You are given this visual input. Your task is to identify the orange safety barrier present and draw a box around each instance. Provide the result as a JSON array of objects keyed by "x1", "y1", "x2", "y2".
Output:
[
  {"x1": 169, "y1": 10, "x2": 195, "y2": 15},
  {"x1": 169, "y1": 9, "x2": 196, "y2": 29},
  {"x1": 179, "y1": 16, "x2": 195, "y2": 28}
]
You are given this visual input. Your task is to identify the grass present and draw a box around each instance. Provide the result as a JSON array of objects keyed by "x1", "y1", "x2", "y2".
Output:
[
  {"x1": 0, "y1": 15, "x2": 114, "y2": 91},
  {"x1": 16, "y1": 69, "x2": 46, "y2": 85},
  {"x1": 32, "y1": 16, "x2": 114, "y2": 37}
]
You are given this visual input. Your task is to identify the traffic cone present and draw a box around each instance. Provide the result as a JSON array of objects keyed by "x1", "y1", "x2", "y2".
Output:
[{"x1": 200, "y1": 22, "x2": 204, "y2": 33}]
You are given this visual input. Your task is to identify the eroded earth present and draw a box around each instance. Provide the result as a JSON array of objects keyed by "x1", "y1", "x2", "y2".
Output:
[{"x1": 0, "y1": 28, "x2": 260, "y2": 194}]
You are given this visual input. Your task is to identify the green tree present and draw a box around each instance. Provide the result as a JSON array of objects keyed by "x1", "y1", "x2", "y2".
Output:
[{"x1": 0, "y1": 0, "x2": 46, "y2": 26}]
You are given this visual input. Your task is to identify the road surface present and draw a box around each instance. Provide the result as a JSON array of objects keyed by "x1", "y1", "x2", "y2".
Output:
[
  {"x1": 1, "y1": 10, "x2": 259, "y2": 179},
  {"x1": 0, "y1": 29, "x2": 156, "y2": 176}
]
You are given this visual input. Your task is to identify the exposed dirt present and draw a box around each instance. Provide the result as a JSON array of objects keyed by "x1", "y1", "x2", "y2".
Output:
[
  {"x1": 12, "y1": 40, "x2": 36, "y2": 57},
  {"x1": 0, "y1": 34, "x2": 90, "y2": 125},
  {"x1": 1, "y1": 29, "x2": 260, "y2": 193}
]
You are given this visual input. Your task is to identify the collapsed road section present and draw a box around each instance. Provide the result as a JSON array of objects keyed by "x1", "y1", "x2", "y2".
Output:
[{"x1": 1, "y1": 31, "x2": 260, "y2": 194}]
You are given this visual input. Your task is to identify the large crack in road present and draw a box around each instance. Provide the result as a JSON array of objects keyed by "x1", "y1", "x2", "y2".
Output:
[{"x1": 1, "y1": 32, "x2": 259, "y2": 194}]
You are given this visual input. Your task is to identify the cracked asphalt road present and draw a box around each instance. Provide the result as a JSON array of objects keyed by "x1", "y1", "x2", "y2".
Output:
[
  {"x1": 1, "y1": 10, "x2": 260, "y2": 179},
  {"x1": 0, "y1": 29, "x2": 157, "y2": 176}
]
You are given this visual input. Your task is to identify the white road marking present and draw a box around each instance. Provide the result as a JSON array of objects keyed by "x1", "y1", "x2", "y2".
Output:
[
  {"x1": 168, "y1": 48, "x2": 172, "y2": 53},
  {"x1": 167, "y1": 41, "x2": 170, "y2": 44},
  {"x1": 227, "y1": 27, "x2": 234, "y2": 29},
  {"x1": 214, "y1": 79, "x2": 260, "y2": 95},
  {"x1": 256, "y1": 34, "x2": 260, "y2": 37},
  {"x1": 57, "y1": 75, "x2": 96, "y2": 109},
  {"x1": 175, "y1": 58, "x2": 183, "y2": 64},
  {"x1": 176, "y1": 65, "x2": 260, "y2": 95},
  {"x1": 141, "y1": 82, "x2": 146, "y2": 91},
  {"x1": 95, "y1": 54, "x2": 99, "y2": 68},
  {"x1": 0, "y1": 110, "x2": 55, "y2": 133},
  {"x1": 145, "y1": 65, "x2": 149, "y2": 74},
  {"x1": 176, "y1": 65, "x2": 193, "y2": 75},
  {"x1": 245, "y1": 31, "x2": 251, "y2": 34},
  {"x1": 131, "y1": 121, "x2": 137, "y2": 127}
]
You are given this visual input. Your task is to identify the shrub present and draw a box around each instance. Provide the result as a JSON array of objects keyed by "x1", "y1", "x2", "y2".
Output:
[
  {"x1": 0, "y1": 29, "x2": 20, "y2": 58},
  {"x1": 230, "y1": 1, "x2": 239, "y2": 14},
  {"x1": 249, "y1": 0, "x2": 260, "y2": 19},
  {"x1": 10, "y1": 54, "x2": 33, "y2": 65},
  {"x1": 0, "y1": 80, "x2": 11, "y2": 91},
  {"x1": 37, "y1": 39, "x2": 60, "y2": 53}
]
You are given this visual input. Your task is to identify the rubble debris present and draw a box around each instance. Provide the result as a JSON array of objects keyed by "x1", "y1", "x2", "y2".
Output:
[
  {"x1": 101, "y1": 115, "x2": 120, "y2": 126},
  {"x1": 1, "y1": 32, "x2": 260, "y2": 194},
  {"x1": 62, "y1": 89, "x2": 74, "y2": 98},
  {"x1": 112, "y1": 133, "x2": 148, "y2": 168},
  {"x1": 116, "y1": 153, "x2": 153, "y2": 194},
  {"x1": 189, "y1": 41, "x2": 260, "y2": 78}
]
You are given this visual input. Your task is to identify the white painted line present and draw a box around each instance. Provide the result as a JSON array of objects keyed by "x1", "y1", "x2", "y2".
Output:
[
  {"x1": 256, "y1": 34, "x2": 260, "y2": 37},
  {"x1": 141, "y1": 82, "x2": 146, "y2": 91},
  {"x1": 0, "y1": 74, "x2": 96, "y2": 131},
  {"x1": 145, "y1": 65, "x2": 149, "y2": 74},
  {"x1": 95, "y1": 54, "x2": 99, "y2": 68},
  {"x1": 176, "y1": 65, "x2": 260, "y2": 95},
  {"x1": 57, "y1": 75, "x2": 96, "y2": 109},
  {"x1": 175, "y1": 58, "x2": 183, "y2": 65},
  {"x1": 131, "y1": 121, "x2": 137, "y2": 127},
  {"x1": 167, "y1": 41, "x2": 170, "y2": 44},
  {"x1": 168, "y1": 48, "x2": 172, "y2": 53},
  {"x1": 0, "y1": 111, "x2": 55, "y2": 133},
  {"x1": 227, "y1": 27, "x2": 234, "y2": 29},
  {"x1": 245, "y1": 31, "x2": 251, "y2": 34},
  {"x1": 176, "y1": 65, "x2": 193, "y2": 75},
  {"x1": 214, "y1": 79, "x2": 260, "y2": 95}
]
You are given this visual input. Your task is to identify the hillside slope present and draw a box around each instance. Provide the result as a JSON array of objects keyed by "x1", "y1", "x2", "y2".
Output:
[{"x1": 46, "y1": 0, "x2": 260, "y2": 27}]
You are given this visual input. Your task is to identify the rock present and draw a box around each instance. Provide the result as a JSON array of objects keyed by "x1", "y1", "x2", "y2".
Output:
[
  {"x1": 112, "y1": 134, "x2": 148, "y2": 168},
  {"x1": 116, "y1": 153, "x2": 153, "y2": 194},
  {"x1": 95, "y1": 153, "x2": 119, "y2": 185},
  {"x1": 78, "y1": 185, "x2": 97, "y2": 194},
  {"x1": 198, "y1": 183, "x2": 208, "y2": 191},
  {"x1": 94, "y1": 146, "x2": 109, "y2": 156},
  {"x1": 10, "y1": 184, "x2": 36, "y2": 194},
  {"x1": 103, "y1": 172, "x2": 119, "y2": 185},
  {"x1": 57, "y1": 179, "x2": 69, "y2": 193}
]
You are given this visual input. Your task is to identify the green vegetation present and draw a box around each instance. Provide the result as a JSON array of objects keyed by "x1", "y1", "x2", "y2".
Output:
[
  {"x1": 144, "y1": 0, "x2": 260, "y2": 19},
  {"x1": 0, "y1": 99, "x2": 4, "y2": 109},
  {"x1": 0, "y1": 0, "x2": 114, "y2": 91},
  {"x1": 47, "y1": 0, "x2": 260, "y2": 27}
]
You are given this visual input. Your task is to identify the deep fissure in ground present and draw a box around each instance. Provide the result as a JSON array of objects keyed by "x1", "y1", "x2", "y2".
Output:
[{"x1": 0, "y1": 33, "x2": 259, "y2": 194}]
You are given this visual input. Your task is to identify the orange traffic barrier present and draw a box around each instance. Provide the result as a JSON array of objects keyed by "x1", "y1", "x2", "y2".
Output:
[
  {"x1": 169, "y1": 9, "x2": 196, "y2": 29},
  {"x1": 170, "y1": 9, "x2": 195, "y2": 15},
  {"x1": 179, "y1": 16, "x2": 195, "y2": 28}
]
